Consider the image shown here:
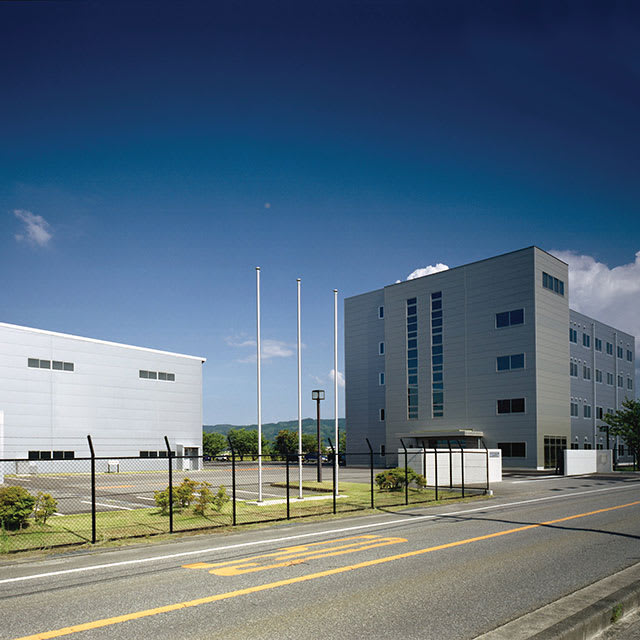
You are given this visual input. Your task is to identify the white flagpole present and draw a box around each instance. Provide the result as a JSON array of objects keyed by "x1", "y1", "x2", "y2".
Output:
[
  {"x1": 334, "y1": 288, "x2": 339, "y2": 496},
  {"x1": 297, "y1": 278, "x2": 303, "y2": 499},
  {"x1": 256, "y1": 267, "x2": 263, "y2": 502}
]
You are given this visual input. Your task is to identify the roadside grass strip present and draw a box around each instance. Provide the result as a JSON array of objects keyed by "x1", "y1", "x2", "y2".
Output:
[
  {"x1": 0, "y1": 482, "x2": 464, "y2": 553},
  {"x1": 11, "y1": 499, "x2": 640, "y2": 640}
]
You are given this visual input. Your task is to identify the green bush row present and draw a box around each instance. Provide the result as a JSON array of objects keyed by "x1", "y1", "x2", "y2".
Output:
[
  {"x1": 154, "y1": 478, "x2": 229, "y2": 516},
  {"x1": 375, "y1": 466, "x2": 426, "y2": 492}
]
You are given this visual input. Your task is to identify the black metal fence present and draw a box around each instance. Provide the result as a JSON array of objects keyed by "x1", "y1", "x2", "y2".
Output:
[{"x1": 0, "y1": 437, "x2": 491, "y2": 553}]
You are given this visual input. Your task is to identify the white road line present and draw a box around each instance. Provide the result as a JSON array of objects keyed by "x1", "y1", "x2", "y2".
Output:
[
  {"x1": 80, "y1": 501, "x2": 134, "y2": 511},
  {"x1": 236, "y1": 489, "x2": 283, "y2": 498},
  {"x1": 511, "y1": 475, "x2": 591, "y2": 484},
  {"x1": 2, "y1": 482, "x2": 639, "y2": 586}
]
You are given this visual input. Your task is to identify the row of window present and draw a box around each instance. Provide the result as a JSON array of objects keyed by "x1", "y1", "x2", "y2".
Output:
[
  {"x1": 569, "y1": 361, "x2": 633, "y2": 389},
  {"x1": 28, "y1": 358, "x2": 74, "y2": 371},
  {"x1": 407, "y1": 297, "x2": 418, "y2": 420},
  {"x1": 139, "y1": 370, "x2": 176, "y2": 381},
  {"x1": 431, "y1": 292, "x2": 444, "y2": 417},
  {"x1": 28, "y1": 450, "x2": 75, "y2": 460},
  {"x1": 570, "y1": 331, "x2": 633, "y2": 361},
  {"x1": 139, "y1": 450, "x2": 172, "y2": 458},
  {"x1": 571, "y1": 401, "x2": 614, "y2": 419},
  {"x1": 542, "y1": 272, "x2": 565, "y2": 296}
]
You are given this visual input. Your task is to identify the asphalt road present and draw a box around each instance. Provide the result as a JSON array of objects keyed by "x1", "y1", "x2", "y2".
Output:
[{"x1": 1, "y1": 473, "x2": 640, "y2": 640}]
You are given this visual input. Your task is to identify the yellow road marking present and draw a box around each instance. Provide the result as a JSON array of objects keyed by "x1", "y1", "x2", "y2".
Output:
[
  {"x1": 96, "y1": 485, "x2": 134, "y2": 490},
  {"x1": 13, "y1": 499, "x2": 640, "y2": 640},
  {"x1": 183, "y1": 535, "x2": 407, "y2": 575}
]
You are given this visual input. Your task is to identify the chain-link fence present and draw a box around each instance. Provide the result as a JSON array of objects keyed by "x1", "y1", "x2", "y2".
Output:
[{"x1": 0, "y1": 438, "x2": 491, "y2": 553}]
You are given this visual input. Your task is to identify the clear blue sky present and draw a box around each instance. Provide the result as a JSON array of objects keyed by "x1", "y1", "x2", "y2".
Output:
[{"x1": 1, "y1": 1, "x2": 639, "y2": 423}]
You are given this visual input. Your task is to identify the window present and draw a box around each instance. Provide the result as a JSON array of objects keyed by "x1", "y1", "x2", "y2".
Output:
[
  {"x1": 628, "y1": 378, "x2": 634, "y2": 391},
  {"x1": 379, "y1": 408, "x2": 385, "y2": 421},
  {"x1": 569, "y1": 328, "x2": 578, "y2": 343},
  {"x1": 627, "y1": 349, "x2": 633, "y2": 362},
  {"x1": 28, "y1": 450, "x2": 74, "y2": 460},
  {"x1": 596, "y1": 406, "x2": 604, "y2": 419},
  {"x1": 571, "y1": 443, "x2": 579, "y2": 450},
  {"x1": 607, "y1": 372, "x2": 614, "y2": 385},
  {"x1": 606, "y1": 342, "x2": 613, "y2": 355},
  {"x1": 378, "y1": 342, "x2": 385, "y2": 355},
  {"x1": 584, "y1": 443, "x2": 592, "y2": 450},
  {"x1": 583, "y1": 365, "x2": 591, "y2": 380},
  {"x1": 570, "y1": 361, "x2": 578, "y2": 377},
  {"x1": 595, "y1": 338, "x2": 602, "y2": 352},
  {"x1": 570, "y1": 402, "x2": 578, "y2": 417},
  {"x1": 28, "y1": 358, "x2": 73, "y2": 371},
  {"x1": 497, "y1": 442, "x2": 526, "y2": 457},
  {"x1": 140, "y1": 369, "x2": 175, "y2": 381},
  {"x1": 378, "y1": 306, "x2": 384, "y2": 319},
  {"x1": 583, "y1": 333, "x2": 591, "y2": 348},
  {"x1": 497, "y1": 353, "x2": 525, "y2": 371},
  {"x1": 617, "y1": 346, "x2": 624, "y2": 359},
  {"x1": 496, "y1": 309, "x2": 524, "y2": 328},
  {"x1": 584, "y1": 405, "x2": 592, "y2": 418},
  {"x1": 497, "y1": 398, "x2": 525, "y2": 414},
  {"x1": 379, "y1": 372, "x2": 385, "y2": 386},
  {"x1": 595, "y1": 369, "x2": 602, "y2": 383},
  {"x1": 542, "y1": 272, "x2": 565, "y2": 295},
  {"x1": 618, "y1": 375, "x2": 624, "y2": 388}
]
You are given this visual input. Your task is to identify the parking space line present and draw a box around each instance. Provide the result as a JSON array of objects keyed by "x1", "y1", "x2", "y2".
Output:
[{"x1": 80, "y1": 501, "x2": 133, "y2": 511}]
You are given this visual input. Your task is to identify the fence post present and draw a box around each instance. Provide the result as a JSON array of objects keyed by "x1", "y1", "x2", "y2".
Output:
[
  {"x1": 366, "y1": 438, "x2": 374, "y2": 509},
  {"x1": 421, "y1": 444, "x2": 428, "y2": 501},
  {"x1": 482, "y1": 438, "x2": 490, "y2": 495},
  {"x1": 285, "y1": 449, "x2": 291, "y2": 520},
  {"x1": 87, "y1": 435, "x2": 96, "y2": 544},
  {"x1": 328, "y1": 438, "x2": 337, "y2": 514},
  {"x1": 164, "y1": 436, "x2": 174, "y2": 533},
  {"x1": 447, "y1": 440, "x2": 453, "y2": 489},
  {"x1": 434, "y1": 446, "x2": 439, "y2": 501},
  {"x1": 228, "y1": 436, "x2": 237, "y2": 526},
  {"x1": 400, "y1": 438, "x2": 408, "y2": 506},
  {"x1": 456, "y1": 440, "x2": 465, "y2": 498}
]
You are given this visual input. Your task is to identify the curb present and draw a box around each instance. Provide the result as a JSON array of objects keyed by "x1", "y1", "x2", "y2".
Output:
[{"x1": 476, "y1": 562, "x2": 640, "y2": 640}]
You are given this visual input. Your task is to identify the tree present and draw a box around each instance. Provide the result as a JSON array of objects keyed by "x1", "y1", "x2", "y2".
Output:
[
  {"x1": 33, "y1": 492, "x2": 58, "y2": 525},
  {"x1": 601, "y1": 399, "x2": 640, "y2": 468},
  {"x1": 227, "y1": 428, "x2": 269, "y2": 460},
  {"x1": 203, "y1": 432, "x2": 227, "y2": 458},
  {"x1": 273, "y1": 430, "x2": 298, "y2": 458}
]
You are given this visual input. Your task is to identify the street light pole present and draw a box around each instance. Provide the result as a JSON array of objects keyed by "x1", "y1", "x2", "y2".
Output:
[{"x1": 312, "y1": 390, "x2": 325, "y2": 483}]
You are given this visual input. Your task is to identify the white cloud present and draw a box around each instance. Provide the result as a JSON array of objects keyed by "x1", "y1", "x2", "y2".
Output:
[
  {"x1": 312, "y1": 369, "x2": 345, "y2": 389},
  {"x1": 226, "y1": 335, "x2": 296, "y2": 363},
  {"x1": 13, "y1": 209, "x2": 52, "y2": 247},
  {"x1": 551, "y1": 249, "x2": 640, "y2": 382},
  {"x1": 406, "y1": 263, "x2": 450, "y2": 281}
]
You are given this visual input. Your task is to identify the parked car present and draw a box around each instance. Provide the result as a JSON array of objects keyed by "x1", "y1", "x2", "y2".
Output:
[{"x1": 303, "y1": 452, "x2": 328, "y2": 464}]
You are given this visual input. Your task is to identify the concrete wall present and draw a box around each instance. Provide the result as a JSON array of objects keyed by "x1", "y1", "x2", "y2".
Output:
[
  {"x1": 564, "y1": 449, "x2": 612, "y2": 475},
  {"x1": 0, "y1": 322, "x2": 204, "y2": 461},
  {"x1": 404, "y1": 448, "x2": 502, "y2": 485}
]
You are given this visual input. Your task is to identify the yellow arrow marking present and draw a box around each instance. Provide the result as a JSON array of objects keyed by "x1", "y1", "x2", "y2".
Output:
[{"x1": 183, "y1": 535, "x2": 407, "y2": 575}]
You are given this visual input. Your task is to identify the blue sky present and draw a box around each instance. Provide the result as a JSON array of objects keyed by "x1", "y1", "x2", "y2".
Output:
[{"x1": 1, "y1": 1, "x2": 639, "y2": 423}]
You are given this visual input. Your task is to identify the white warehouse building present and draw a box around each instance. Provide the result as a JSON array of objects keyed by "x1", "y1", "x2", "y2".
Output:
[{"x1": 0, "y1": 322, "x2": 205, "y2": 470}]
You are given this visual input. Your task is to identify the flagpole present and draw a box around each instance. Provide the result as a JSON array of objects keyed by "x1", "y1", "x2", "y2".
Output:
[
  {"x1": 256, "y1": 267, "x2": 263, "y2": 502},
  {"x1": 297, "y1": 278, "x2": 303, "y2": 499},
  {"x1": 334, "y1": 288, "x2": 339, "y2": 496}
]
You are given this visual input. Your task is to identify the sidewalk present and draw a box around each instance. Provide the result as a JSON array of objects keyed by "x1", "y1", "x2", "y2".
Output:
[{"x1": 476, "y1": 561, "x2": 640, "y2": 640}]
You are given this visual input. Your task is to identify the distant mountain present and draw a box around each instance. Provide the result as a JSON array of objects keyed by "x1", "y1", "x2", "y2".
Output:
[{"x1": 204, "y1": 418, "x2": 346, "y2": 443}]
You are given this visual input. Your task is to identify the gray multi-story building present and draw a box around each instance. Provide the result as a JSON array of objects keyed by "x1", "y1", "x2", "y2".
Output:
[
  {"x1": 344, "y1": 247, "x2": 636, "y2": 469},
  {"x1": 0, "y1": 322, "x2": 205, "y2": 469}
]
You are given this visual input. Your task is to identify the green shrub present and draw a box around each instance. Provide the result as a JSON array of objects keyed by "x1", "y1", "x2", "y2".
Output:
[
  {"x1": 33, "y1": 492, "x2": 58, "y2": 525},
  {"x1": 193, "y1": 483, "x2": 229, "y2": 516},
  {"x1": 375, "y1": 466, "x2": 426, "y2": 492},
  {"x1": 0, "y1": 486, "x2": 36, "y2": 530},
  {"x1": 175, "y1": 478, "x2": 199, "y2": 508}
]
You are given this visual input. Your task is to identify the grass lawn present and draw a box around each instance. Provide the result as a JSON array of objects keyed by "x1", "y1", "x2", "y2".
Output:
[{"x1": 1, "y1": 481, "x2": 481, "y2": 554}]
